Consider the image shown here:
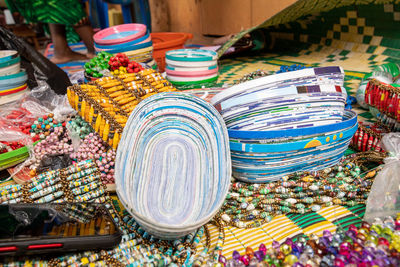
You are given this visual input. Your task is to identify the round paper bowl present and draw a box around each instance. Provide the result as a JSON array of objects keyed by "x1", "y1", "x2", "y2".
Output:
[
  {"x1": 115, "y1": 92, "x2": 231, "y2": 239},
  {"x1": 0, "y1": 71, "x2": 27, "y2": 89},
  {"x1": 94, "y1": 31, "x2": 150, "y2": 50},
  {"x1": 93, "y1": 23, "x2": 147, "y2": 45},
  {"x1": 0, "y1": 61, "x2": 20, "y2": 76},
  {"x1": 0, "y1": 50, "x2": 18, "y2": 65},
  {"x1": 95, "y1": 39, "x2": 153, "y2": 53}
]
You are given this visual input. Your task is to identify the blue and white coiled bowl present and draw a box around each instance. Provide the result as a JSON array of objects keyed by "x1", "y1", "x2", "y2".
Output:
[{"x1": 115, "y1": 92, "x2": 231, "y2": 239}]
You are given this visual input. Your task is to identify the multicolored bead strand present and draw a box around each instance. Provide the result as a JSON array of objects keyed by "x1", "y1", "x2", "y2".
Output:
[
  {"x1": 220, "y1": 214, "x2": 400, "y2": 267},
  {"x1": 26, "y1": 125, "x2": 73, "y2": 176},
  {"x1": 219, "y1": 159, "x2": 379, "y2": 229},
  {"x1": 70, "y1": 132, "x2": 116, "y2": 184},
  {"x1": 29, "y1": 113, "x2": 63, "y2": 140}
]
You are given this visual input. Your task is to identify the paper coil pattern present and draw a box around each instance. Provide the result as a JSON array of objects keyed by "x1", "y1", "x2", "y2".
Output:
[
  {"x1": 212, "y1": 66, "x2": 357, "y2": 183},
  {"x1": 115, "y1": 92, "x2": 231, "y2": 239}
]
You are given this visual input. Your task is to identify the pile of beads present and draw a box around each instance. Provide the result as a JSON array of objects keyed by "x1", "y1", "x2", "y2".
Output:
[
  {"x1": 218, "y1": 214, "x2": 400, "y2": 267},
  {"x1": 67, "y1": 115, "x2": 93, "y2": 139},
  {"x1": 29, "y1": 113, "x2": 63, "y2": 140},
  {"x1": 109, "y1": 53, "x2": 143, "y2": 75},
  {"x1": 67, "y1": 69, "x2": 177, "y2": 148},
  {"x1": 27, "y1": 126, "x2": 73, "y2": 176},
  {"x1": 364, "y1": 78, "x2": 400, "y2": 131},
  {"x1": 70, "y1": 132, "x2": 115, "y2": 184},
  {"x1": 218, "y1": 159, "x2": 380, "y2": 229},
  {"x1": 0, "y1": 159, "x2": 106, "y2": 204},
  {"x1": 350, "y1": 122, "x2": 388, "y2": 152},
  {"x1": 84, "y1": 51, "x2": 112, "y2": 78}
]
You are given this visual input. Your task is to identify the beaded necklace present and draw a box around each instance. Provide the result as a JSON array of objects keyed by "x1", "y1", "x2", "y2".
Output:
[
  {"x1": 219, "y1": 215, "x2": 400, "y2": 267},
  {"x1": 217, "y1": 155, "x2": 383, "y2": 230},
  {"x1": 0, "y1": 160, "x2": 210, "y2": 266},
  {"x1": 189, "y1": 151, "x2": 386, "y2": 266}
]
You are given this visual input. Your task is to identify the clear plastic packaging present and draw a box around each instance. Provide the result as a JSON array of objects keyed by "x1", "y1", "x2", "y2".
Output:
[
  {"x1": 364, "y1": 133, "x2": 400, "y2": 222},
  {"x1": 29, "y1": 81, "x2": 76, "y2": 121}
]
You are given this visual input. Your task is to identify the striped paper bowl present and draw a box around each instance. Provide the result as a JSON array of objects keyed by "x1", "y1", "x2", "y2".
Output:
[
  {"x1": 211, "y1": 66, "x2": 357, "y2": 183},
  {"x1": 115, "y1": 92, "x2": 231, "y2": 239}
]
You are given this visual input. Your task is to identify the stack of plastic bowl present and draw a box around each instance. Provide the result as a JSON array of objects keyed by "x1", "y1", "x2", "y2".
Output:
[
  {"x1": 115, "y1": 93, "x2": 231, "y2": 239},
  {"x1": 0, "y1": 50, "x2": 28, "y2": 105},
  {"x1": 165, "y1": 49, "x2": 218, "y2": 87},
  {"x1": 211, "y1": 66, "x2": 358, "y2": 183},
  {"x1": 93, "y1": 23, "x2": 156, "y2": 69}
]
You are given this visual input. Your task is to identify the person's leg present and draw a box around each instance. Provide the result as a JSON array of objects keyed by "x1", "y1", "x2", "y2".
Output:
[
  {"x1": 73, "y1": 24, "x2": 95, "y2": 59},
  {"x1": 49, "y1": 23, "x2": 87, "y2": 63}
]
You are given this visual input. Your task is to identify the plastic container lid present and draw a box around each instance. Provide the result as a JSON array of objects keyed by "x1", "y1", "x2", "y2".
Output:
[{"x1": 94, "y1": 24, "x2": 147, "y2": 45}]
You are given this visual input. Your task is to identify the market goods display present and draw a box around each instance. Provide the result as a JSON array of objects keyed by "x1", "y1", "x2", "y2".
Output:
[
  {"x1": 93, "y1": 23, "x2": 155, "y2": 69},
  {"x1": 70, "y1": 132, "x2": 116, "y2": 185},
  {"x1": 0, "y1": 172, "x2": 207, "y2": 266},
  {"x1": 364, "y1": 78, "x2": 400, "y2": 132},
  {"x1": 0, "y1": 160, "x2": 107, "y2": 204},
  {"x1": 211, "y1": 66, "x2": 355, "y2": 182},
  {"x1": 0, "y1": 50, "x2": 20, "y2": 76},
  {"x1": 218, "y1": 158, "x2": 380, "y2": 229},
  {"x1": 29, "y1": 113, "x2": 63, "y2": 140},
  {"x1": 0, "y1": 50, "x2": 28, "y2": 105},
  {"x1": 115, "y1": 93, "x2": 231, "y2": 239},
  {"x1": 220, "y1": 215, "x2": 400, "y2": 267},
  {"x1": 356, "y1": 62, "x2": 400, "y2": 109},
  {"x1": 84, "y1": 52, "x2": 144, "y2": 80},
  {"x1": 350, "y1": 122, "x2": 388, "y2": 152},
  {"x1": 165, "y1": 49, "x2": 219, "y2": 87},
  {"x1": 67, "y1": 69, "x2": 177, "y2": 149},
  {"x1": 0, "y1": 103, "x2": 48, "y2": 171}
]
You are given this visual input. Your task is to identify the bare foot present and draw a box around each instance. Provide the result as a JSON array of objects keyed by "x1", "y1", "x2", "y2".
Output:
[
  {"x1": 51, "y1": 50, "x2": 88, "y2": 64},
  {"x1": 86, "y1": 52, "x2": 96, "y2": 59}
]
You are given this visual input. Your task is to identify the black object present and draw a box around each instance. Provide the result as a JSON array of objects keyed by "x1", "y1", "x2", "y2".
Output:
[
  {"x1": 0, "y1": 26, "x2": 71, "y2": 94},
  {"x1": 0, "y1": 203, "x2": 122, "y2": 256},
  {"x1": 36, "y1": 154, "x2": 73, "y2": 174}
]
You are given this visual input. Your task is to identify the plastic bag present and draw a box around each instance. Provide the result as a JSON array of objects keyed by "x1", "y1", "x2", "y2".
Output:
[
  {"x1": 0, "y1": 26, "x2": 71, "y2": 94},
  {"x1": 36, "y1": 154, "x2": 72, "y2": 174},
  {"x1": 0, "y1": 128, "x2": 34, "y2": 175},
  {"x1": 364, "y1": 133, "x2": 400, "y2": 222},
  {"x1": 29, "y1": 81, "x2": 76, "y2": 121}
]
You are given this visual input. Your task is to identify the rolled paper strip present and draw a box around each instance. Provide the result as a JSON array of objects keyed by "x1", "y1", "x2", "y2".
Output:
[
  {"x1": 211, "y1": 66, "x2": 345, "y2": 106},
  {"x1": 165, "y1": 49, "x2": 217, "y2": 62},
  {"x1": 211, "y1": 67, "x2": 356, "y2": 183},
  {"x1": 166, "y1": 66, "x2": 218, "y2": 77},
  {"x1": 166, "y1": 58, "x2": 217, "y2": 68},
  {"x1": 0, "y1": 59, "x2": 20, "y2": 75},
  {"x1": 166, "y1": 65, "x2": 217, "y2": 72},
  {"x1": 0, "y1": 50, "x2": 18, "y2": 64},
  {"x1": 124, "y1": 46, "x2": 153, "y2": 57},
  {"x1": 167, "y1": 73, "x2": 218, "y2": 82},
  {"x1": 95, "y1": 39, "x2": 153, "y2": 53},
  {"x1": 94, "y1": 31, "x2": 150, "y2": 50},
  {"x1": 0, "y1": 87, "x2": 28, "y2": 105},
  {"x1": 0, "y1": 70, "x2": 28, "y2": 89},
  {"x1": 93, "y1": 23, "x2": 147, "y2": 45},
  {"x1": 168, "y1": 76, "x2": 219, "y2": 87},
  {"x1": 115, "y1": 92, "x2": 231, "y2": 239},
  {"x1": 0, "y1": 83, "x2": 27, "y2": 96}
]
